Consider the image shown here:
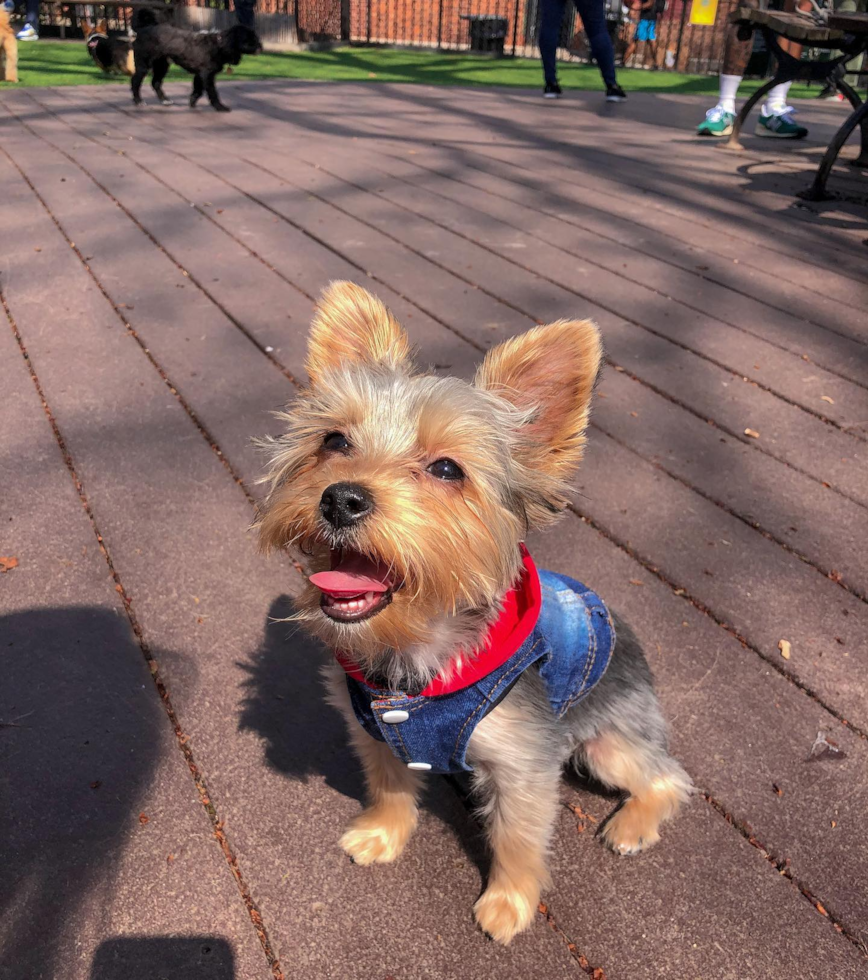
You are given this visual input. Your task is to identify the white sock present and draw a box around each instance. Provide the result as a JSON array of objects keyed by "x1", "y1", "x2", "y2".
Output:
[
  {"x1": 763, "y1": 81, "x2": 792, "y2": 115},
  {"x1": 718, "y1": 74, "x2": 742, "y2": 114}
]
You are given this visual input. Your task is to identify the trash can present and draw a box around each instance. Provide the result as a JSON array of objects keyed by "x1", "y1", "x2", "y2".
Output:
[{"x1": 461, "y1": 14, "x2": 509, "y2": 54}]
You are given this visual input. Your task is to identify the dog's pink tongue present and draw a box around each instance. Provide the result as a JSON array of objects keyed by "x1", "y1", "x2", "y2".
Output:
[{"x1": 310, "y1": 552, "x2": 393, "y2": 597}]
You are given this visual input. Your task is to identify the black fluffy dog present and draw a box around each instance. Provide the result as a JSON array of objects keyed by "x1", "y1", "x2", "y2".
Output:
[{"x1": 131, "y1": 23, "x2": 262, "y2": 112}]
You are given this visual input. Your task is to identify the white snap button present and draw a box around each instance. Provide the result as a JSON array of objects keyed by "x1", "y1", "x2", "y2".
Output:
[
  {"x1": 407, "y1": 762, "x2": 432, "y2": 771},
  {"x1": 381, "y1": 710, "x2": 409, "y2": 724}
]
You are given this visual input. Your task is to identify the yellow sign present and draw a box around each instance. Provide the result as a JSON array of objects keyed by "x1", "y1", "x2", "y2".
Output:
[{"x1": 690, "y1": 0, "x2": 719, "y2": 25}]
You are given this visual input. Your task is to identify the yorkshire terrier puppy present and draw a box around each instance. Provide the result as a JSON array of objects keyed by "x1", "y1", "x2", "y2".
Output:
[{"x1": 258, "y1": 282, "x2": 691, "y2": 944}]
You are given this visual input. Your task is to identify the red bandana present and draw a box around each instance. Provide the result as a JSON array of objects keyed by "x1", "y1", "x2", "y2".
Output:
[{"x1": 334, "y1": 544, "x2": 542, "y2": 698}]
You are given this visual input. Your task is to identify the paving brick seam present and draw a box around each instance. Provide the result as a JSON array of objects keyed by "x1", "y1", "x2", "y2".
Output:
[
  {"x1": 4, "y1": 102, "x2": 597, "y2": 969},
  {"x1": 101, "y1": 109, "x2": 868, "y2": 741},
  {"x1": 34, "y1": 87, "x2": 487, "y2": 357},
  {"x1": 373, "y1": 140, "x2": 868, "y2": 337},
  {"x1": 72, "y1": 84, "x2": 868, "y2": 395},
  {"x1": 295, "y1": 153, "x2": 868, "y2": 431},
  {"x1": 701, "y1": 792, "x2": 868, "y2": 957},
  {"x1": 33, "y1": 105, "x2": 865, "y2": 723},
  {"x1": 366, "y1": 144, "x2": 868, "y2": 381},
  {"x1": 13, "y1": 97, "x2": 866, "y2": 715},
  {"x1": 225, "y1": 152, "x2": 868, "y2": 516},
  {"x1": 8, "y1": 87, "x2": 865, "y2": 953},
  {"x1": 157, "y1": 82, "x2": 868, "y2": 336},
  {"x1": 592, "y1": 418, "x2": 866, "y2": 604},
  {"x1": 30, "y1": 89, "x2": 321, "y2": 310},
  {"x1": 10, "y1": 93, "x2": 303, "y2": 394},
  {"x1": 80, "y1": 79, "x2": 868, "y2": 291},
  {"x1": 237, "y1": 82, "x2": 868, "y2": 284},
  {"x1": 85, "y1": 80, "x2": 868, "y2": 315},
  {"x1": 430, "y1": 136, "x2": 868, "y2": 287},
  {"x1": 0, "y1": 145, "x2": 287, "y2": 980},
  {"x1": 567, "y1": 506, "x2": 867, "y2": 743}
]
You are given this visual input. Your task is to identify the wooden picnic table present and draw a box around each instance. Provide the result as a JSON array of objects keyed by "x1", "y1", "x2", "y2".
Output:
[{"x1": 724, "y1": 6, "x2": 868, "y2": 201}]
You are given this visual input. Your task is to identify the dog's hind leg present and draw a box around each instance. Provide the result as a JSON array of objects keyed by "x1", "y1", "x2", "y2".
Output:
[
  {"x1": 205, "y1": 72, "x2": 230, "y2": 112},
  {"x1": 151, "y1": 57, "x2": 173, "y2": 105},
  {"x1": 131, "y1": 67, "x2": 147, "y2": 105},
  {"x1": 582, "y1": 728, "x2": 691, "y2": 855},
  {"x1": 190, "y1": 74, "x2": 204, "y2": 108}
]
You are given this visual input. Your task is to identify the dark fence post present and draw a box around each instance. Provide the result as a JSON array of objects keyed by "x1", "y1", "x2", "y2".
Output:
[
  {"x1": 340, "y1": 0, "x2": 350, "y2": 38},
  {"x1": 437, "y1": 0, "x2": 444, "y2": 48},
  {"x1": 674, "y1": 0, "x2": 689, "y2": 70},
  {"x1": 510, "y1": 0, "x2": 519, "y2": 54}
]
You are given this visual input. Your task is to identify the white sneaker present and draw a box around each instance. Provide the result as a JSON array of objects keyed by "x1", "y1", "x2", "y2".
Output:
[{"x1": 16, "y1": 23, "x2": 39, "y2": 39}]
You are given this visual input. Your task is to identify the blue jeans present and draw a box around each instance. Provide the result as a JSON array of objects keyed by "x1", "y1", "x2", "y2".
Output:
[{"x1": 539, "y1": 0, "x2": 617, "y2": 88}]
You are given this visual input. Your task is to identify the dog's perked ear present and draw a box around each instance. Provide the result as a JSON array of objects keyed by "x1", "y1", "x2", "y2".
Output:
[
  {"x1": 81, "y1": 16, "x2": 91, "y2": 35},
  {"x1": 97, "y1": 18, "x2": 107, "y2": 33},
  {"x1": 305, "y1": 281, "x2": 413, "y2": 384},
  {"x1": 474, "y1": 319, "x2": 602, "y2": 509}
]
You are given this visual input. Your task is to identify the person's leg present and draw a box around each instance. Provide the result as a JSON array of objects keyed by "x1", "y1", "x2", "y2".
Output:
[
  {"x1": 235, "y1": 0, "x2": 255, "y2": 30},
  {"x1": 696, "y1": 0, "x2": 756, "y2": 133},
  {"x1": 539, "y1": 0, "x2": 567, "y2": 88},
  {"x1": 574, "y1": 0, "x2": 619, "y2": 88},
  {"x1": 17, "y1": 0, "x2": 39, "y2": 36}
]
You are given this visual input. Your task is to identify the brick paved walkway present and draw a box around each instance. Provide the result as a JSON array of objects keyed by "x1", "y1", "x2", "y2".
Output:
[{"x1": 1, "y1": 79, "x2": 867, "y2": 980}]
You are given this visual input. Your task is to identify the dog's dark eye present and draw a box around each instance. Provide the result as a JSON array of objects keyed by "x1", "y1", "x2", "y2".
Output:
[
  {"x1": 427, "y1": 458, "x2": 464, "y2": 482},
  {"x1": 323, "y1": 432, "x2": 350, "y2": 451}
]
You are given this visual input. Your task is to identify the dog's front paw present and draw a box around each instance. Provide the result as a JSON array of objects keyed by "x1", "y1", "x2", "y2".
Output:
[
  {"x1": 214, "y1": 103, "x2": 231, "y2": 112},
  {"x1": 600, "y1": 799, "x2": 661, "y2": 856},
  {"x1": 339, "y1": 805, "x2": 416, "y2": 866},
  {"x1": 474, "y1": 882, "x2": 538, "y2": 945},
  {"x1": 159, "y1": 98, "x2": 174, "y2": 106}
]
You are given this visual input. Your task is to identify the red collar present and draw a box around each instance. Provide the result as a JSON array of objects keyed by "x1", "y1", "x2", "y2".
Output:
[{"x1": 334, "y1": 545, "x2": 542, "y2": 698}]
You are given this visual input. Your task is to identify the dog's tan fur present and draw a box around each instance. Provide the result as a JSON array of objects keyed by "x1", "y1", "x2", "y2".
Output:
[
  {"x1": 0, "y1": 7, "x2": 18, "y2": 84},
  {"x1": 258, "y1": 282, "x2": 691, "y2": 944}
]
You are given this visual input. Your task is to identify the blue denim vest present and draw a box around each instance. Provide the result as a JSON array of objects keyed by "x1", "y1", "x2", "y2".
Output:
[{"x1": 342, "y1": 568, "x2": 615, "y2": 774}]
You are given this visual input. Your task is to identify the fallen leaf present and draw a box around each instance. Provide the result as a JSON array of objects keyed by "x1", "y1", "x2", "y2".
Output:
[
  {"x1": 613, "y1": 365, "x2": 625, "y2": 373},
  {"x1": 538, "y1": 901, "x2": 548, "y2": 915},
  {"x1": 0, "y1": 556, "x2": 19, "y2": 573},
  {"x1": 367, "y1": 71, "x2": 377, "y2": 78},
  {"x1": 778, "y1": 639, "x2": 792, "y2": 660},
  {"x1": 34, "y1": 246, "x2": 42, "y2": 252},
  {"x1": 772, "y1": 782, "x2": 783, "y2": 796},
  {"x1": 629, "y1": 578, "x2": 644, "y2": 586},
  {"x1": 629, "y1": 411, "x2": 638, "y2": 418},
  {"x1": 90, "y1": 780, "x2": 101, "y2": 790},
  {"x1": 821, "y1": 395, "x2": 835, "y2": 404},
  {"x1": 831, "y1": 820, "x2": 837, "y2": 828},
  {"x1": 167, "y1": 853, "x2": 176, "y2": 865},
  {"x1": 138, "y1": 812, "x2": 150, "y2": 825},
  {"x1": 744, "y1": 428, "x2": 760, "y2": 439}
]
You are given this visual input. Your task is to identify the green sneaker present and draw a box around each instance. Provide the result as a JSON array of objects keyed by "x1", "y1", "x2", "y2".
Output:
[
  {"x1": 755, "y1": 106, "x2": 808, "y2": 139},
  {"x1": 697, "y1": 105, "x2": 735, "y2": 137}
]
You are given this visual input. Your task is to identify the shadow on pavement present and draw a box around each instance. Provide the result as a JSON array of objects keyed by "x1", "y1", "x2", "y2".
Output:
[
  {"x1": 0, "y1": 606, "x2": 163, "y2": 980},
  {"x1": 238, "y1": 596, "x2": 494, "y2": 881},
  {"x1": 90, "y1": 936, "x2": 235, "y2": 980}
]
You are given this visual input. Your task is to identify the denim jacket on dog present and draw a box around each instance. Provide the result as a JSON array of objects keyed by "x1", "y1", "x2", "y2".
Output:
[{"x1": 336, "y1": 547, "x2": 616, "y2": 774}]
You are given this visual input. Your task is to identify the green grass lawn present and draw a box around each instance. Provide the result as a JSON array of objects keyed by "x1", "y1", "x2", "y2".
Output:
[{"x1": 1, "y1": 39, "x2": 817, "y2": 99}]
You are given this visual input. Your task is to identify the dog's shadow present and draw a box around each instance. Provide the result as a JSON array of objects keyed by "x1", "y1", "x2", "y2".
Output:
[{"x1": 238, "y1": 597, "x2": 489, "y2": 873}]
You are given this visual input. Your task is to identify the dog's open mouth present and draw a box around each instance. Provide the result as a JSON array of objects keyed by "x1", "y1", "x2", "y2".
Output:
[{"x1": 309, "y1": 549, "x2": 396, "y2": 623}]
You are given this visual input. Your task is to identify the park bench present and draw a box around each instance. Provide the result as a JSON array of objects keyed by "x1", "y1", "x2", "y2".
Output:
[{"x1": 722, "y1": 5, "x2": 868, "y2": 200}]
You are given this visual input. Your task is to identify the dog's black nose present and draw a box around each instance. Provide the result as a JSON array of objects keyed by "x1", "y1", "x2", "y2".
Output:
[{"x1": 320, "y1": 483, "x2": 374, "y2": 529}]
